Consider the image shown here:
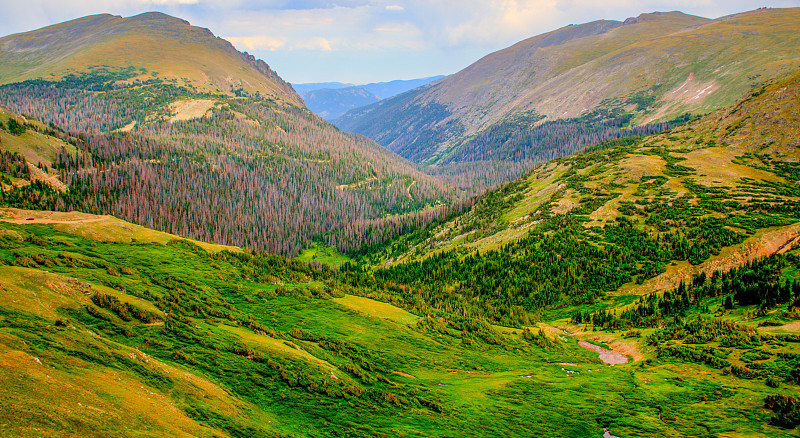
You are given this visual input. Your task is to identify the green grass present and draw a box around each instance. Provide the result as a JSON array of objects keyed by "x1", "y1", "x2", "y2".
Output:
[
  {"x1": 295, "y1": 241, "x2": 351, "y2": 268},
  {"x1": 0, "y1": 215, "x2": 797, "y2": 437}
]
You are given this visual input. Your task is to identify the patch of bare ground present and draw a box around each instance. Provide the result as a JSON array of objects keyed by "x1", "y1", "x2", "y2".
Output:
[
  {"x1": 392, "y1": 371, "x2": 417, "y2": 379},
  {"x1": 168, "y1": 99, "x2": 217, "y2": 123},
  {"x1": 336, "y1": 176, "x2": 377, "y2": 190},
  {"x1": 26, "y1": 162, "x2": 66, "y2": 192},
  {"x1": 615, "y1": 221, "x2": 800, "y2": 297},
  {"x1": 641, "y1": 72, "x2": 719, "y2": 125},
  {"x1": 0, "y1": 207, "x2": 109, "y2": 224},
  {"x1": 116, "y1": 120, "x2": 137, "y2": 132},
  {"x1": 552, "y1": 192, "x2": 579, "y2": 214},
  {"x1": 561, "y1": 325, "x2": 645, "y2": 363}
]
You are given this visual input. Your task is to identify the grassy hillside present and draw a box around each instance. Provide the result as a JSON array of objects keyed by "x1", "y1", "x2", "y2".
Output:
[
  {"x1": 0, "y1": 12, "x2": 300, "y2": 105},
  {"x1": 348, "y1": 66, "x2": 800, "y2": 335},
  {"x1": 336, "y1": 7, "x2": 800, "y2": 185},
  {"x1": 1, "y1": 206, "x2": 798, "y2": 437},
  {"x1": 368, "y1": 66, "x2": 800, "y2": 267}
]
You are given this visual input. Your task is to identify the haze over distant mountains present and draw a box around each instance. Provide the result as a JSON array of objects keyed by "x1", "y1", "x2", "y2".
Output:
[{"x1": 293, "y1": 76, "x2": 445, "y2": 120}]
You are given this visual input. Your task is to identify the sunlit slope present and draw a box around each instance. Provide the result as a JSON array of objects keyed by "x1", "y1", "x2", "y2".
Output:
[
  {"x1": 2, "y1": 208, "x2": 798, "y2": 437},
  {"x1": 337, "y1": 8, "x2": 800, "y2": 165},
  {"x1": 0, "y1": 12, "x2": 301, "y2": 105},
  {"x1": 375, "y1": 68, "x2": 800, "y2": 281}
]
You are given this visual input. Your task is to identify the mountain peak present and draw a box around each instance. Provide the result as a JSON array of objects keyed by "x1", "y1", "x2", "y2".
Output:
[
  {"x1": 127, "y1": 11, "x2": 190, "y2": 25},
  {"x1": 623, "y1": 10, "x2": 703, "y2": 25},
  {"x1": 0, "y1": 12, "x2": 302, "y2": 105}
]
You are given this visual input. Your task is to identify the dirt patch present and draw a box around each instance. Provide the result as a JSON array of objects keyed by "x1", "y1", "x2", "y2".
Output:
[
  {"x1": 759, "y1": 320, "x2": 800, "y2": 334},
  {"x1": 642, "y1": 72, "x2": 719, "y2": 124},
  {"x1": 26, "y1": 162, "x2": 66, "y2": 192},
  {"x1": 168, "y1": 99, "x2": 217, "y2": 123},
  {"x1": 337, "y1": 176, "x2": 377, "y2": 190},
  {"x1": 0, "y1": 208, "x2": 109, "y2": 224},
  {"x1": 116, "y1": 120, "x2": 137, "y2": 132},
  {"x1": 552, "y1": 194, "x2": 579, "y2": 214},
  {"x1": 702, "y1": 222, "x2": 800, "y2": 274},
  {"x1": 616, "y1": 222, "x2": 800, "y2": 297},
  {"x1": 578, "y1": 341, "x2": 629, "y2": 366},
  {"x1": 2, "y1": 216, "x2": 108, "y2": 225},
  {"x1": 392, "y1": 371, "x2": 417, "y2": 379}
]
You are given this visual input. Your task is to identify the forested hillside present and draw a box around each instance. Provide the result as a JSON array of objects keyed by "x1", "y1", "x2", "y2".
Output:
[
  {"x1": 0, "y1": 13, "x2": 455, "y2": 256},
  {"x1": 2, "y1": 204, "x2": 798, "y2": 437},
  {"x1": 357, "y1": 67, "x2": 800, "y2": 326},
  {"x1": 336, "y1": 8, "x2": 800, "y2": 187}
]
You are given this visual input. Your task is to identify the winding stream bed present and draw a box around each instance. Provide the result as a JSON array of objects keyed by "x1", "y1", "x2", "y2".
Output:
[{"x1": 578, "y1": 341, "x2": 628, "y2": 365}]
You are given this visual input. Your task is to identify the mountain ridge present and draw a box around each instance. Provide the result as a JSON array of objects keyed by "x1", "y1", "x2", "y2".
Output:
[
  {"x1": 0, "y1": 12, "x2": 303, "y2": 106},
  {"x1": 336, "y1": 8, "x2": 800, "y2": 171}
]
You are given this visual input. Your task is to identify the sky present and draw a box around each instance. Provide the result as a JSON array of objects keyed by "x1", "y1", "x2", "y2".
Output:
[{"x1": 2, "y1": 1, "x2": 799, "y2": 84}]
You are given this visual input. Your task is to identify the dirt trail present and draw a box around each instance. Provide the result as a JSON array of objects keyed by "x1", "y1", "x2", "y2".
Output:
[
  {"x1": 337, "y1": 176, "x2": 377, "y2": 190},
  {"x1": 406, "y1": 180, "x2": 416, "y2": 200}
]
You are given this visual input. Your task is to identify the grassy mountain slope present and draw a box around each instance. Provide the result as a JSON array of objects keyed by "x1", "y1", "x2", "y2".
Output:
[
  {"x1": 0, "y1": 12, "x2": 301, "y2": 105},
  {"x1": 0, "y1": 13, "x2": 455, "y2": 256},
  {"x1": 2, "y1": 206, "x2": 798, "y2": 437},
  {"x1": 336, "y1": 8, "x2": 800, "y2": 170},
  {"x1": 362, "y1": 67, "x2": 800, "y2": 323}
]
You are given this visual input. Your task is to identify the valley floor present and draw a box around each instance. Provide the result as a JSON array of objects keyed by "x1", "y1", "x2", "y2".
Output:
[{"x1": 1, "y1": 208, "x2": 798, "y2": 437}]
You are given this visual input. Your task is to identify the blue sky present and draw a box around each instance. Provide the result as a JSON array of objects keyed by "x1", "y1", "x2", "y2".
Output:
[{"x1": 2, "y1": 1, "x2": 799, "y2": 84}]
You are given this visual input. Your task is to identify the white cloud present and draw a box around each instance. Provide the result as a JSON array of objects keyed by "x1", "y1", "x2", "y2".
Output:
[
  {"x1": 386, "y1": 5, "x2": 405, "y2": 11},
  {"x1": 148, "y1": 0, "x2": 199, "y2": 4},
  {"x1": 227, "y1": 35, "x2": 287, "y2": 51},
  {"x1": 295, "y1": 37, "x2": 333, "y2": 51}
]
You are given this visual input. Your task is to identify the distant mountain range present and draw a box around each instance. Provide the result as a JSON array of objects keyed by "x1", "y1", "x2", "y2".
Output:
[
  {"x1": 335, "y1": 8, "x2": 800, "y2": 169},
  {"x1": 294, "y1": 76, "x2": 444, "y2": 120}
]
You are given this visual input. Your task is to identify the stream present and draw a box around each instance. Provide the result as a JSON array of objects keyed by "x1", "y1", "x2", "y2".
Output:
[{"x1": 578, "y1": 341, "x2": 628, "y2": 365}]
